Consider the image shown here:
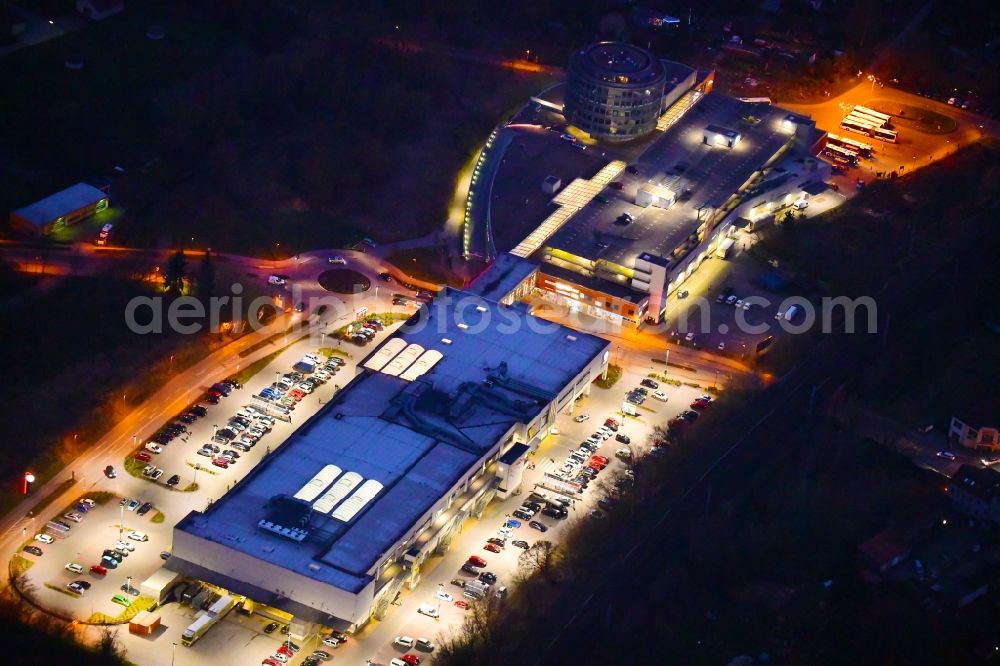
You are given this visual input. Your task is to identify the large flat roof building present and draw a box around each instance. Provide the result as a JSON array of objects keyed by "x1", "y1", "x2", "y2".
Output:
[
  {"x1": 464, "y1": 54, "x2": 824, "y2": 326},
  {"x1": 170, "y1": 287, "x2": 609, "y2": 634},
  {"x1": 10, "y1": 182, "x2": 109, "y2": 235}
]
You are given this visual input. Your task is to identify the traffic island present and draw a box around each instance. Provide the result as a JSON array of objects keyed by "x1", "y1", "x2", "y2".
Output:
[{"x1": 317, "y1": 268, "x2": 371, "y2": 294}]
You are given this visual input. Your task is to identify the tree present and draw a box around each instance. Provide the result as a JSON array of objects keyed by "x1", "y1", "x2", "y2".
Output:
[
  {"x1": 164, "y1": 250, "x2": 187, "y2": 294},
  {"x1": 517, "y1": 540, "x2": 559, "y2": 583},
  {"x1": 198, "y1": 252, "x2": 216, "y2": 302}
]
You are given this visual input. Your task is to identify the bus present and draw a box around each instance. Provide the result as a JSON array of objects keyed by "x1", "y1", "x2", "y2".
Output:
[
  {"x1": 854, "y1": 105, "x2": 892, "y2": 125},
  {"x1": 844, "y1": 112, "x2": 879, "y2": 129},
  {"x1": 852, "y1": 113, "x2": 889, "y2": 129},
  {"x1": 871, "y1": 126, "x2": 898, "y2": 143},
  {"x1": 840, "y1": 118, "x2": 875, "y2": 138},
  {"x1": 827, "y1": 133, "x2": 873, "y2": 158},
  {"x1": 823, "y1": 144, "x2": 858, "y2": 165}
]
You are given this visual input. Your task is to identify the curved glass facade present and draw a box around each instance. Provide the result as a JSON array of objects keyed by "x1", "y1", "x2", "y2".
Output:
[{"x1": 564, "y1": 42, "x2": 667, "y2": 142}]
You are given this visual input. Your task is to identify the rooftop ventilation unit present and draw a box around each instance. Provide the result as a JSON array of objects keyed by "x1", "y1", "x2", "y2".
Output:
[{"x1": 256, "y1": 520, "x2": 309, "y2": 542}]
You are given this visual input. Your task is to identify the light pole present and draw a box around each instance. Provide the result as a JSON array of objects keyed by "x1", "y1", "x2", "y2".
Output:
[
  {"x1": 119, "y1": 502, "x2": 125, "y2": 540},
  {"x1": 22, "y1": 472, "x2": 34, "y2": 495},
  {"x1": 193, "y1": 463, "x2": 200, "y2": 485},
  {"x1": 172, "y1": 642, "x2": 177, "y2": 666}
]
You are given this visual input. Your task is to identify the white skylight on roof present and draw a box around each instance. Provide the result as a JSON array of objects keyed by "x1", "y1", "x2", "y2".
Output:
[
  {"x1": 312, "y1": 471, "x2": 363, "y2": 514},
  {"x1": 331, "y1": 479, "x2": 384, "y2": 522},
  {"x1": 293, "y1": 464, "x2": 342, "y2": 502}
]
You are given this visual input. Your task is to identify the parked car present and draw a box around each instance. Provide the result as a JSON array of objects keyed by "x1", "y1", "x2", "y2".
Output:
[
  {"x1": 483, "y1": 543, "x2": 501, "y2": 553},
  {"x1": 529, "y1": 521, "x2": 548, "y2": 532},
  {"x1": 137, "y1": 502, "x2": 153, "y2": 516},
  {"x1": 104, "y1": 465, "x2": 116, "y2": 478},
  {"x1": 417, "y1": 603, "x2": 440, "y2": 618},
  {"x1": 89, "y1": 565, "x2": 107, "y2": 576},
  {"x1": 23, "y1": 546, "x2": 43, "y2": 556}
]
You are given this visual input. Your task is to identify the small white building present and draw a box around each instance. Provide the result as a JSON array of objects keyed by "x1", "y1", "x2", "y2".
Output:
[
  {"x1": 542, "y1": 175, "x2": 562, "y2": 194},
  {"x1": 703, "y1": 124, "x2": 741, "y2": 148},
  {"x1": 636, "y1": 183, "x2": 675, "y2": 208}
]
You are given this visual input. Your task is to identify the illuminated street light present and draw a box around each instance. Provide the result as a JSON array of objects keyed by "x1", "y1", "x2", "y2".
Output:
[{"x1": 22, "y1": 472, "x2": 34, "y2": 495}]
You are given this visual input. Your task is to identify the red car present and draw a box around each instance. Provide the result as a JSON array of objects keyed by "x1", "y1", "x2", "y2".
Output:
[
  {"x1": 276, "y1": 645, "x2": 293, "y2": 657},
  {"x1": 133, "y1": 452, "x2": 152, "y2": 462},
  {"x1": 591, "y1": 455, "x2": 610, "y2": 464},
  {"x1": 211, "y1": 457, "x2": 229, "y2": 469},
  {"x1": 467, "y1": 555, "x2": 487, "y2": 568},
  {"x1": 262, "y1": 659, "x2": 281, "y2": 666},
  {"x1": 89, "y1": 565, "x2": 107, "y2": 576},
  {"x1": 605, "y1": 418, "x2": 620, "y2": 427},
  {"x1": 691, "y1": 399, "x2": 711, "y2": 410},
  {"x1": 483, "y1": 543, "x2": 501, "y2": 553},
  {"x1": 609, "y1": 182, "x2": 625, "y2": 190},
  {"x1": 454, "y1": 600, "x2": 469, "y2": 610},
  {"x1": 401, "y1": 655, "x2": 421, "y2": 666}
]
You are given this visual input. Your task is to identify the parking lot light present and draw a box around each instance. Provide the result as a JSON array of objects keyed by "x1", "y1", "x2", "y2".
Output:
[{"x1": 22, "y1": 472, "x2": 34, "y2": 495}]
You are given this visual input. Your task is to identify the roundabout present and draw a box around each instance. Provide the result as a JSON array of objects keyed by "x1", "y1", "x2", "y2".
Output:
[{"x1": 317, "y1": 268, "x2": 371, "y2": 294}]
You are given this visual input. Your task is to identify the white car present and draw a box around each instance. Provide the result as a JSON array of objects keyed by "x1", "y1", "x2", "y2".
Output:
[
  {"x1": 328, "y1": 256, "x2": 347, "y2": 265},
  {"x1": 127, "y1": 530, "x2": 148, "y2": 542},
  {"x1": 393, "y1": 636, "x2": 414, "y2": 649},
  {"x1": 697, "y1": 394, "x2": 714, "y2": 403},
  {"x1": 652, "y1": 391, "x2": 668, "y2": 402},
  {"x1": 295, "y1": 382, "x2": 314, "y2": 394},
  {"x1": 434, "y1": 590, "x2": 454, "y2": 603},
  {"x1": 498, "y1": 527, "x2": 513, "y2": 538},
  {"x1": 417, "y1": 603, "x2": 440, "y2": 618},
  {"x1": 64, "y1": 562, "x2": 83, "y2": 574},
  {"x1": 63, "y1": 512, "x2": 83, "y2": 523},
  {"x1": 390, "y1": 660, "x2": 408, "y2": 666},
  {"x1": 115, "y1": 540, "x2": 135, "y2": 552},
  {"x1": 34, "y1": 534, "x2": 54, "y2": 544},
  {"x1": 321, "y1": 636, "x2": 342, "y2": 649},
  {"x1": 271, "y1": 654, "x2": 288, "y2": 664},
  {"x1": 144, "y1": 442, "x2": 163, "y2": 454},
  {"x1": 684, "y1": 332, "x2": 695, "y2": 342},
  {"x1": 573, "y1": 414, "x2": 590, "y2": 423}
]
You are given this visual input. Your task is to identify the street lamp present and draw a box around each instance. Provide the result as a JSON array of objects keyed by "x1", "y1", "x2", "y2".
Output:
[
  {"x1": 22, "y1": 472, "x2": 35, "y2": 495},
  {"x1": 172, "y1": 642, "x2": 177, "y2": 666},
  {"x1": 119, "y1": 502, "x2": 125, "y2": 540}
]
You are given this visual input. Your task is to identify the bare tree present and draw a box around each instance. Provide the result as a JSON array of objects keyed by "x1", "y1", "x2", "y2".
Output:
[
  {"x1": 97, "y1": 627, "x2": 124, "y2": 659},
  {"x1": 517, "y1": 540, "x2": 559, "y2": 584}
]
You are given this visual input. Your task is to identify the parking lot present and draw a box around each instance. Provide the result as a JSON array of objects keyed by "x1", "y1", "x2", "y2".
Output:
[
  {"x1": 92, "y1": 344, "x2": 719, "y2": 666},
  {"x1": 18, "y1": 320, "x2": 402, "y2": 626}
]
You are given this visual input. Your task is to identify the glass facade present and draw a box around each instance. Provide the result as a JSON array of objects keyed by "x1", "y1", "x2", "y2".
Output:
[{"x1": 564, "y1": 42, "x2": 667, "y2": 142}]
